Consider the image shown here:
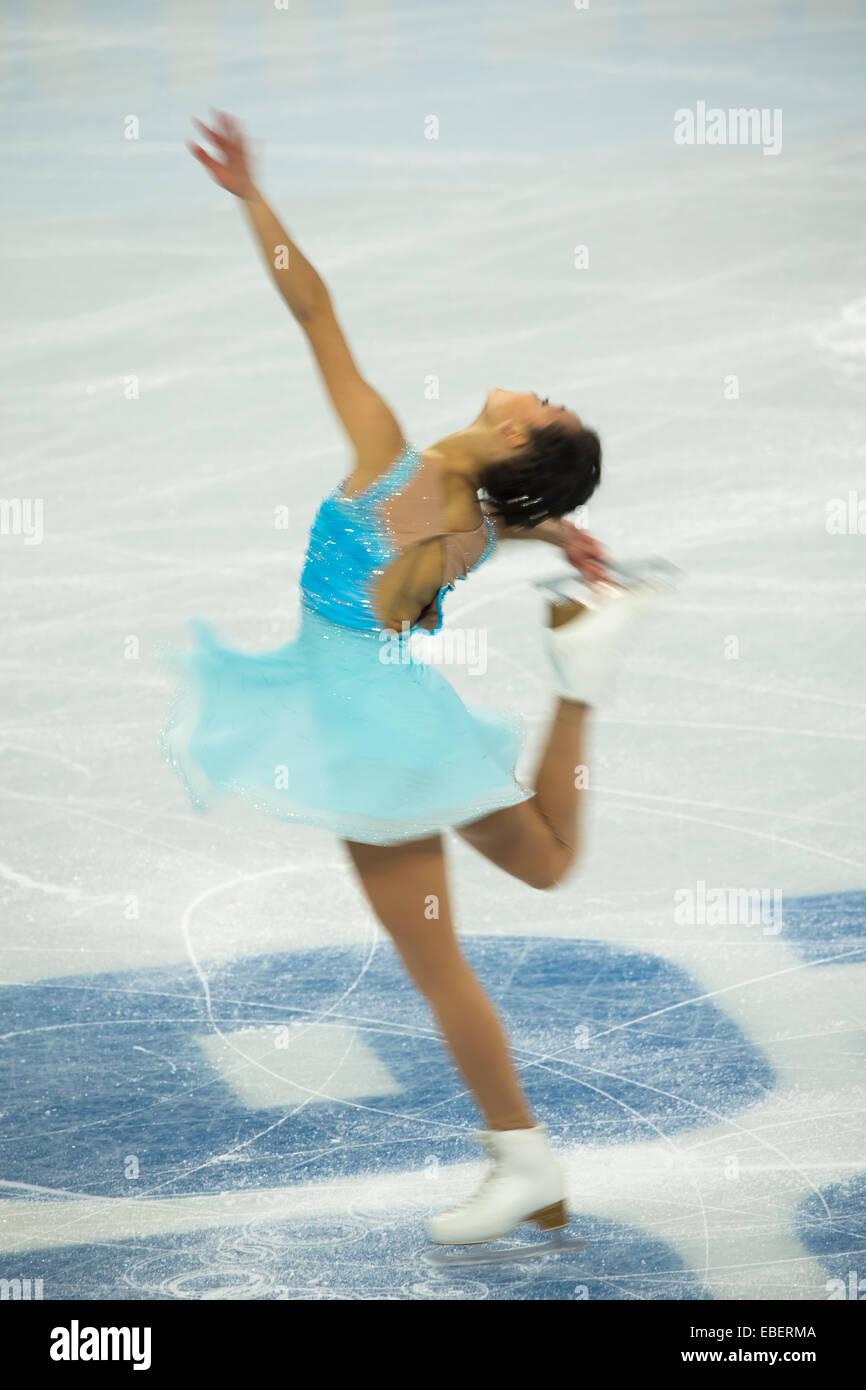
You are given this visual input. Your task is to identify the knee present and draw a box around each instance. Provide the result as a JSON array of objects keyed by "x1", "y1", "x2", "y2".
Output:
[
  {"x1": 527, "y1": 848, "x2": 574, "y2": 891},
  {"x1": 523, "y1": 820, "x2": 581, "y2": 890},
  {"x1": 529, "y1": 869, "x2": 565, "y2": 892}
]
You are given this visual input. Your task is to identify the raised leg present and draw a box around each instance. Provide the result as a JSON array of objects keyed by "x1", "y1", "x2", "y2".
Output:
[
  {"x1": 343, "y1": 833, "x2": 536, "y2": 1132},
  {"x1": 457, "y1": 694, "x2": 589, "y2": 890},
  {"x1": 458, "y1": 585, "x2": 654, "y2": 890}
]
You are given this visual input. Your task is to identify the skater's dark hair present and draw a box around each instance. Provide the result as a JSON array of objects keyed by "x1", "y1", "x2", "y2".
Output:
[{"x1": 479, "y1": 421, "x2": 602, "y2": 529}]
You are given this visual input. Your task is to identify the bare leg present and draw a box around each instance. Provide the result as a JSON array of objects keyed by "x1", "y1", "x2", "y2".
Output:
[
  {"x1": 457, "y1": 598, "x2": 593, "y2": 890},
  {"x1": 344, "y1": 833, "x2": 536, "y2": 1131},
  {"x1": 457, "y1": 698, "x2": 589, "y2": 891}
]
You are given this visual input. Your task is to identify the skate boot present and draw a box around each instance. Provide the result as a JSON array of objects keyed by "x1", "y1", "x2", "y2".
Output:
[
  {"x1": 426, "y1": 1123, "x2": 568, "y2": 1246},
  {"x1": 533, "y1": 556, "x2": 679, "y2": 705}
]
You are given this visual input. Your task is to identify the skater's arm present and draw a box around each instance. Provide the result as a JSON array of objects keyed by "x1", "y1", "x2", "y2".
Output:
[
  {"x1": 484, "y1": 510, "x2": 611, "y2": 582},
  {"x1": 188, "y1": 111, "x2": 404, "y2": 474},
  {"x1": 485, "y1": 515, "x2": 564, "y2": 544},
  {"x1": 241, "y1": 185, "x2": 331, "y2": 323},
  {"x1": 242, "y1": 188, "x2": 404, "y2": 469},
  {"x1": 189, "y1": 110, "x2": 327, "y2": 320}
]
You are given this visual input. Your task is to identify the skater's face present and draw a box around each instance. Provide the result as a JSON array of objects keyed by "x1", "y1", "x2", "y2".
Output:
[{"x1": 480, "y1": 388, "x2": 582, "y2": 448}]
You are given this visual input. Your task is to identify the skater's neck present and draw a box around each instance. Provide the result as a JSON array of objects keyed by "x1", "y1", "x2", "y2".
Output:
[{"x1": 424, "y1": 423, "x2": 509, "y2": 487}]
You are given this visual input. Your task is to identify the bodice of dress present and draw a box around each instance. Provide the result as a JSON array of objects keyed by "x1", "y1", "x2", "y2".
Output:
[{"x1": 299, "y1": 443, "x2": 497, "y2": 635}]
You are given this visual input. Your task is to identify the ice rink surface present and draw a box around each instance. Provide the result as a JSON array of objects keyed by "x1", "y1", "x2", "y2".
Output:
[{"x1": 2, "y1": 0, "x2": 865, "y2": 1300}]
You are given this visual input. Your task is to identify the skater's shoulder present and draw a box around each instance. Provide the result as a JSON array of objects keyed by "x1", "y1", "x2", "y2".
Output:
[{"x1": 429, "y1": 459, "x2": 485, "y2": 535}]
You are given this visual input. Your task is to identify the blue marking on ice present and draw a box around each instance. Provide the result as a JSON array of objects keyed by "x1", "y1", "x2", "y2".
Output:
[
  {"x1": 778, "y1": 889, "x2": 866, "y2": 967},
  {"x1": 0, "y1": 935, "x2": 772, "y2": 1198}
]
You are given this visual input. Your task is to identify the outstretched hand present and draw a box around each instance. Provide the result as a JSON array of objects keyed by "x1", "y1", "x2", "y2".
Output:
[
  {"x1": 557, "y1": 521, "x2": 611, "y2": 583},
  {"x1": 187, "y1": 109, "x2": 255, "y2": 198}
]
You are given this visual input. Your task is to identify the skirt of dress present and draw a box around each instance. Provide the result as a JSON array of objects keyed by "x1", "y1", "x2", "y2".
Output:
[{"x1": 160, "y1": 606, "x2": 535, "y2": 846}]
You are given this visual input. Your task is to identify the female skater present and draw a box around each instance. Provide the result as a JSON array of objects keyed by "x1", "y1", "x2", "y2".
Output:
[{"x1": 165, "y1": 112, "x2": 666, "y2": 1249}]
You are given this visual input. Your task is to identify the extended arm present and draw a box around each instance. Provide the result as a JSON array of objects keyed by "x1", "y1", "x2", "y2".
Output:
[
  {"x1": 484, "y1": 512, "x2": 565, "y2": 545},
  {"x1": 483, "y1": 506, "x2": 611, "y2": 582},
  {"x1": 241, "y1": 186, "x2": 330, "y2": 323},
  {"x1": 242, "y1": 186, "x2": 404, "y2": 472},
  {"x1": 189, "y1": 111, "x2": 404, "y2": 475}
]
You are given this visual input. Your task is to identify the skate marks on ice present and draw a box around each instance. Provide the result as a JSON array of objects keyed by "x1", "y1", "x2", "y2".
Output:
[
  {"x1": 0, "y1": 931, "x2": 766, "y2": 1306},
  {"x1": 0, "y1": 937, "x2": 773, "y2": 1199},
  {"x1": 4, "y1": 903, "x2": 864, "y2": 1298},
  {"x1": 3, "y1": 1212, "x2": 708, "y2": 1302}
]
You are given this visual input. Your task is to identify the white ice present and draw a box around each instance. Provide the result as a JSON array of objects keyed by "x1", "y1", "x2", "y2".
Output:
[{"x1": 1, "y1": 0, "x2": 865, "y2": 1301}]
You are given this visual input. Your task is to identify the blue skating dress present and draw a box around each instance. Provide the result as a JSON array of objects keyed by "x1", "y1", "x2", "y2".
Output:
[{"x1": 161, "y1": 443, "x2": 534, "y2": 845}]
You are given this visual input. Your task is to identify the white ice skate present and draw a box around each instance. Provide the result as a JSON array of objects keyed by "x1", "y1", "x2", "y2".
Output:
[
  {"x1": 533, "y1": 556, "x2": 680, "y2": 706},
  {"x1": 423, "y1": 1124, "x2": 587, "y2": 1267}
]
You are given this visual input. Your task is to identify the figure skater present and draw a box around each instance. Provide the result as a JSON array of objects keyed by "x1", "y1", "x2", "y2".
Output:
[{"x1": 165, "y1": 111, "x2": 670, "y2": 1251}]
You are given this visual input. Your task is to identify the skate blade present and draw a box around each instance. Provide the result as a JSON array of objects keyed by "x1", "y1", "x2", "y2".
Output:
[
  {"x1": 533, "y1": 556, "x2": 681, "y2": 603},
  {"x1": 421, "y1": 1230, "x2": 588, "y2": 1268}
]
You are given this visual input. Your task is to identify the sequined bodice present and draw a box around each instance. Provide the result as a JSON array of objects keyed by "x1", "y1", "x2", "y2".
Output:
[{"x1": 299, "y1": 444, "x2": 496, "y2": 636}]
